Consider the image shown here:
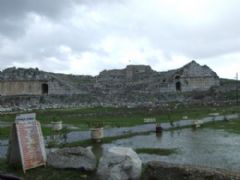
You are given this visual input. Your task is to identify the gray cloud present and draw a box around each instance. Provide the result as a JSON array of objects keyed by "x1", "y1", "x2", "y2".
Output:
[
  {"x1": 0, "y1": 0, "x2": 77, "y2": 37},
  {"x1": 0, "y1": 0, "x2": 239, "y2": 78},
  {"x1": 0, "y1": 0, "x2": 76, "y2": 19}
]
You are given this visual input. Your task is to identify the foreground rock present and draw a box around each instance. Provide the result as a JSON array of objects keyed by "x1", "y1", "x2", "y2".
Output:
[
  {"x1": 97, "y1": 146, "x2": 142, "y2": 180},
  {"x1": 0, "y1": 173, "x2": 22, "y2": 180},
  {"x1": 142, "y1": 161, "x2": 240, "y2": 180},
  {"x1": 47, "y1": 147, "x2": 97, "y2": 171}
]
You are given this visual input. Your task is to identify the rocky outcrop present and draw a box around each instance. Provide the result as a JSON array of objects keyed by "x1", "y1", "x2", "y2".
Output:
[
  {"x1": 47, "y1": 147, "x2": 97, "y2": 171},
  {"x1": 142, "y1": 161, "x2": 240, "y2": 180},
  {"x1": 97, "y1": 146, "x2": 142, "y2": 180}
]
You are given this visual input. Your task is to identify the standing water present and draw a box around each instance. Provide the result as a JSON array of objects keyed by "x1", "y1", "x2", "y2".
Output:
[
  {"x1": 103, "y1": 128, "x2": 240, "y2": 172},
  {"x1": 1, "y1": 115, "x2": 240, "y2": 172}
]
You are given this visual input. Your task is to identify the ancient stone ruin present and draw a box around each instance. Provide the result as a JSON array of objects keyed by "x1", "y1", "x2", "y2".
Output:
[
  {"x1": 96, "y1": 60, "x2": 219, "y2": 94},
  {"x1": 0, "y1": 60, "x2": 221, "y2": 110},
  {"x1": 0, "y1": 60, "x2": 219, "y2": 96}
]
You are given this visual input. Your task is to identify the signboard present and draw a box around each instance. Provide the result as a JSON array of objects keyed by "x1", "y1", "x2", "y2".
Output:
[
  {"x1": 8, "y1": 113, "x2": 46, "y2": 173},
  {"x1": 15, "y1": 113, "x2": 36, "y2": 122},
  {"x1": 144, "y1": 118, "x2": 156, "y2": 123}
]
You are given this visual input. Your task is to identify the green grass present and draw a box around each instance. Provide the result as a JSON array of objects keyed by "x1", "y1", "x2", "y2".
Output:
[
  {"x1": 0, "y1": 127, "x2": 10, "y2": 139},
  {"x1": 204, "y1": 119, "x2": 240, "y2": 134},
  {"x1": 41, "y1": 126, "x2": 53, "y2": 136},
  {"x1": 0, "y1": 105, "x2": 239, "y2": 140},
  {"x1": 0, "y1": 158, "x2": 9, "y2": 171},
  {"x1": 41, "y1": 126, "x2": 72, "y2": 137},
  {"x1": 24, "y1": 167, "x2": 95, "y2": 180},
  {"x1": 135, "y1": 148, "x2": 178, "y2": 156},
  {"x1": 0, "y1": 126, "x2": 71, "y2": 140},
  {"x1": 222, "y1": 90, "x2": 240, "y2": 100},
  {"x1": 1, "y1": 105, "x2": 239, "y2": 127},
  {"x1": 0, "y1": 158, "x2": 96, "y2": 180}
]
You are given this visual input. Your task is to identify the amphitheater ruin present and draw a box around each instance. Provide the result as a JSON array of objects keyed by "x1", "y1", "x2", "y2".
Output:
[
  {"x1": 0, "y1": 60, "x2": 219, "y2": 96},
  {"x1": 0, "y1": 60, "x2": 223, "y2": 110}
]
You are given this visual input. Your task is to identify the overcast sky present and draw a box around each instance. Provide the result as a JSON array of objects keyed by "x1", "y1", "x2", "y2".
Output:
[{"x1": 0, "y1": 0, "x2": 239, "y2": 78}]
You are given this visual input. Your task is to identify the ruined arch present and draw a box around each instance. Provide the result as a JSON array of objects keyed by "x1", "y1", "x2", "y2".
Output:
[
  {"x1": 175, "y1": 75, "x2": 180, "y2": 80},
  {"x1": 176, "y1": 81, "x2": 181, "y2": 91},
  {"x1": 42, "y1": 83, "x2": 48, "y2": 95}
]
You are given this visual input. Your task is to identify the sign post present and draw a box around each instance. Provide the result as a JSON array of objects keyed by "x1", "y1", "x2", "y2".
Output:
[{"x1": 8, "y1": 113, "x2": 46, "y2": 173}]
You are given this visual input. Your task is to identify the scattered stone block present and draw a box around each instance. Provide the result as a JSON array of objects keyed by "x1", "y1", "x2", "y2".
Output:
[
  {"x1": 192, "y1": 120, "x2": 203, "y2": 128},
  {"x1": 47, "y1": 146, "x2": 97, "y2": 171},
  {"x1": 97, "y1": 147, "x2": 142, "y2": 180}
]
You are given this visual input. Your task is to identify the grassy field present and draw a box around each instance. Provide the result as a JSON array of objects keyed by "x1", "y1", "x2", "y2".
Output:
[{"x1": 204, "y1": 119, "x2": 240, "y2": 134}]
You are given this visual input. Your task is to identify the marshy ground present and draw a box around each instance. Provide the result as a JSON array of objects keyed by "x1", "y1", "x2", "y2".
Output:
[{"x1": 0, "y1": 104, "x2": 240, "y2": 179}]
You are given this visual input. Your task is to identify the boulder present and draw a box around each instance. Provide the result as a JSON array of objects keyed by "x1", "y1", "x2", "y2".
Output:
[
  {"x1": 47, "y1": 146, "x2": 97, "y2": 171},
  {"x1": 142, "y1": 161, "x2": 240, "y2": 180},
  {"x1": 97, "y1": 146, "x2": 142, "y2": 180}
]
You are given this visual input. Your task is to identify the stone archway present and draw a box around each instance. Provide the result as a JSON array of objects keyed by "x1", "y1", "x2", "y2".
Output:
[
  {"x1": 42, "y1": 83, "x2": 48, "y2": 95},
  {"x1": 176, "y1": 81, "x2": 181, "y2": 91}
]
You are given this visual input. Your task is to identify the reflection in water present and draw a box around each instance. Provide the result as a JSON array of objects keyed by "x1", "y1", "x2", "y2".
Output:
[
  {"x1": 103, "y1": 128, "x2": 240, "y2": 172},
  {"x1": 155, "y1": 132, "x2": 162, "y2": 140},
  {"x1": 91, "y1": 143, "x2": 103, "y2": 162},
  {"x1": 1, "y1": 124, "x2": 240, "y2": 172},
  {"x1": 0, "y1": 140, "x2": 8, "y2": 158}
]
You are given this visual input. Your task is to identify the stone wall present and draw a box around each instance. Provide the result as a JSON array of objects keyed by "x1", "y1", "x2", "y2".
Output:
[
  {"x1": 0, "y1": 81, "x2": 44, "y2": 96},
  {"x1": 47, "y1": 80, "x2": 73, "y2": 95},
  {"x1": 0, "y1": 60, "x2": 220, "y2": 97},
  {"x1": 96, "y1": 61, "x2": 220, "y2": 94},
  {"x1": 178, "y1": 77, "x2": 219, "y2": 92},
  {"x1": 0, "y1": 80, "x2": 74, "y2": 96}
]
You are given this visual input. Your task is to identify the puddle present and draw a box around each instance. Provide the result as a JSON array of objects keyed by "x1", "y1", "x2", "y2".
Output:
[
  {"x1": 101, "y1": 128, "x2": 240, "y2": 171},
  {"x1": 0, "y1": 139, "x2": 8, "y2": 158}
]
